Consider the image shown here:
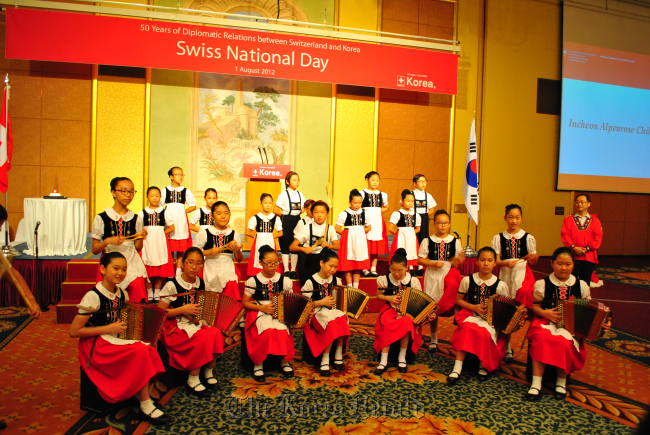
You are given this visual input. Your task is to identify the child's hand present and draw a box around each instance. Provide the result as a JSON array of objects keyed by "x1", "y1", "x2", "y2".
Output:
[
  {"x1": 365, "y1": 225, "x2": 371, "y2": 234},
  {"x1": 450, "y1": 257, "x2": 463, "y2": 268},
  {"x1": 141, "y1": 229, "x2": 148, "y2": 240},
  {"x1": 505, "y1": 259, "x2": 520, "y2": 268},
  {"x1": 107, "y1": 320, "x2": 127, "y2": 335},
  {"x1": 544, "y1": 308, "x2": 560, "y2": 323},
  {"x1": 474, "y1": 304, "x2": 486, "y2": 316},
  {"x1": 259, "y1": 304, "x2": 275, "y2": 315},
  {"x1": 523, "y1": 253, "x2": 538, "y2": 264},
  {"x1": 430, "y1": 260, "x2": 444, "y2": 268},
  {"x1": 183, "y1": 304, "x2": 201, "y2": 317},
  {"x1": 319, "y1": 295, "x2": 336, "y2": 308},
  {"x1": 386, "y1": 295, "x2": 398, "y2": 305},
  {"x1": 104, "y1": 236, "x2": 125, "y2": 246},
  {"x1": 302, "y1": 246, "x2": 314, "y2": 254}
]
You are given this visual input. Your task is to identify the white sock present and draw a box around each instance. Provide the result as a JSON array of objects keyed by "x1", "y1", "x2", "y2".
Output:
[
  {"x1": 320, "y1": 345, "x2": 331, "y2": 366},
  {"x1": 398, "y1": 346, "x2": 407, "y2": 364},
  {"x1": 429, "y1": 331, "x2": 438, "y2": 347},
  {"x1": 506, "y1": 339, "x2": 513, "y2": 354},
  {"x1": 203, "y1": 367, "x2": 217, "y2": 384},
  {"x1": 187, "y1": 374, "x2": 205, "y2": 391},
  {"x1": 334, "y1": 341, "x2": 343, "y2": 361},
  {"x1": 253, "y1": 363, "x2": 263, "y2": 374},
  {"x1": 478, "y1": 364, "x2": 488, "y2": 376},
  {"x1": 379, "y1": 351, "x2": 389, "y2": 367},
  {"x1": 352, "y1": 280, "x2": 359, "y2": 289},
  {"x1": 450, "y1": 359, "x2": 463, "y2": 377},
  {"x1": 529, "y1": 375, "x2": 542, "y2": 394},
  {"x1": 140, "y1": 398, "x2": 163, "y2": 418},
  {"x1": 281, "y1": 254, "x2": 290, "y2": 272},
  {"x1": 556, "y1": 372, "x2": 567, "y2": 391},
  {"x1": 147, "y1": 288, "x2": 154, "y2": 301},
  {"x1": 371, "y1": 265, "x2": 377, "y2": 273},
  {"x1": 290, "y1": 254, "x2": 298, "y2": 271}
]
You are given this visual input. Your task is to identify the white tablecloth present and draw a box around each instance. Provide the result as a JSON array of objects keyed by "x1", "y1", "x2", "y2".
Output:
[{"x1": 22, "y1": 198, "x2": 88, "y2": 256}]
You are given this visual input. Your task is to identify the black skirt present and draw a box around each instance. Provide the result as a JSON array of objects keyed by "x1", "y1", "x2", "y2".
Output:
[
  {"x1": 416, "y1": 212, "x2": 430, "y2": 242},
  {"x1": 279, "y1": 214, "x2": 300, "y2": 254}
]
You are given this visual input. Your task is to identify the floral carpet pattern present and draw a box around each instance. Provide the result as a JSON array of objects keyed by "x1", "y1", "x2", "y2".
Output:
[
  {"x1": 0, "y1": 306, "x2": 33, "y2": 350},
  {"x1": 596, "y1": 265, "x2": 650, "y2": 290}
]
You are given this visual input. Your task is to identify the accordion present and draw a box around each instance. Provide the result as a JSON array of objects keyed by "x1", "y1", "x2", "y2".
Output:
[
  {"x1": 483, "y1": 295, "x2": 527, "y2": 334},
  {"x1": 193, "y1": 291, "x2": 244, "y2": 335},
  {"x1": 272, "y1": 292, "x2": 314, "y2": 328},
  {"x1": 117, "y1": 303, "x2": 167, "y2": 344},
  {"x1": 394, "y1": 287, "x2": 438, "y2": 325},
  {"x1": 331, "y1": 286, "x2": 370, "y2": 319},
  {"x1": 557, "y1": 298, "x2": 610, "y2": 341}
]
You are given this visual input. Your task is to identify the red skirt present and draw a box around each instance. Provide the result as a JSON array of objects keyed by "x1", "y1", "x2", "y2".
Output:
[
  {"x1": 527, "y1": 317, "x2": 586, "y2": 374},
  {"x1": 451, "y1": 309, "x2": 506, "y2": 372},
  {"x1": 79, "y1": 336, "x2": 164, "y2": 403},
  {"x1": 338, "y1": 229, "x2": 370, "y2": 272},
  {"x1": 167, "y1": 237, "x2": 192, "y2": 254},
  {"x1": 374, "y1": 304, "x2": 422, "y2": 353},
  {"x1": 222, "y1": 265, "x2": 243, "y2": 301},
  {"x1": 304, "y1": 313, "x2": 350, "y2": 358},
  {"x1": 161, "y1": 319, "x2": 224, "y2": 371},
  {"x1": 367, "y1": 220, "x2": 389, "y2": 255},
  {"x1": 514, "y1": 264, "x2": 536, "y2": 308},
  {"x1": 436, "y1": 267, "x2": 462, "y2": 316},
  {"x1": 389, "y1": 231, "x2": 419, "y2": 267},
  {"x1": 244, "y1": 310, "x2": 295, "y2": 365}
]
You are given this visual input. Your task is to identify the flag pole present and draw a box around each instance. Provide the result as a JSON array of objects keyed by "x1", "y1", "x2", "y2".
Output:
[{"x1": 2, "y1": 74, "x2": 17, "y2": 258}]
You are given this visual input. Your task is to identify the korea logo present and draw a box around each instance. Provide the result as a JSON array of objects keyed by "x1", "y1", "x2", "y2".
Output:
[
  {"x1": 252, "y1": 169, "x2": 258, "y2": 176},
  {"x1": 396, "y1": 75, "x2": 406, "y2": 87}
]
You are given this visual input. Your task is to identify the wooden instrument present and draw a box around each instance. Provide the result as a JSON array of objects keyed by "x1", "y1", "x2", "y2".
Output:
[
  {"x1": 124, "y1": 232, "x2": 145, "y2": 241},
  {"x1": 193, "y1": 291, "x2": 244, "y2": 334},
  {"x1": 482, "y1": 295, "x2": 527, "y2": 334},
  {"x1": 117, "y1": 303, "x2": 167, "y2": 344},
  {"x1": 557, "y1": 298, "x2": 610, "y2": 341},
  {"x1": 0, "y1": 252, "x2": 39, "y2": 315},
  {"x1": 394, "y1": 287, "x2": 438, "y2": 325},
  {"x1": 271, "y1": 292, "x2": 313, "y2": 328},
  {"x1": 331, "y1": 285, "x2": 370, "y2": 319}
]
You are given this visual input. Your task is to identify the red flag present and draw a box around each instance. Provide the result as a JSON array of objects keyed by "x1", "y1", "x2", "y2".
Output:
[{"x1": 0, "y1": 86, "x2": 12, "y2": 193}]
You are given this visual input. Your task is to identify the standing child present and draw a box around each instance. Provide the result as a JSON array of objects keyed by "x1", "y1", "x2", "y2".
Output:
[
  {"x1": 274, "y1": 171, "x2": 305, "y2": 279},
  {"x1": 301, "y1": 249, "x2": 350, "y2": 376},
  {"x1": 336, "y1": 189, "x2": 371, "y2": 288},
  {"x1": 418, "y1": 210, "x2": 463, "y2": 352},
  {"x1": 412, "y1": 174, "x2": 437, "y2": 275},
  {"x1": 374, "y1": 248, "x2": 426, "y2": 375},
  {"x1": 291, "y1": 200, "x2": 339, "y2": 285},
  {"x1": 194, "y1": 201, "x2": 243, "y2": 300},
  {"x1": 491, "y1": 203, "x2": 538, "y2": 360},
  {"x1": 161, "y1": 167, "x2": 196, "y2": 266},
  {"x1": 139, "y1": 186, "x2": 175, "y2": 301},
  {"x1": 360, "y1": 171, "x2": 389, "y2": 276},
  {"x1": 293, "y1": 199, "x2": 315, "y2": 239},
  {"x1": 91, "y1": 177, "x2": 148, "y2": 303},
  {"x1": 190, "y1": 188, "x2": 218, "y2": 233},
  {"x1": 388, "y1": 189, "x2": 421, "y2": 270},
  {"x1": 243, "y1": 246, "x2": 296, "y2": 381},
  {"x1": 561, "y1": 193, "x2": 603, "y2": 286},
  {"x1": 70, "y1": 252, "x2": 168, "y2": 425},
  {"x1": 525, "y1": 247, "x2": 595, "y2": 401},
  {"x1": 158, "y1": 247, "x2": 224, "y2": 396},
  {"x1": 246, "y1": 193, "x2": 283, "y2": 277},
  {"x1": 447, "y1": 247, "x2": 510, "y2": 384}
]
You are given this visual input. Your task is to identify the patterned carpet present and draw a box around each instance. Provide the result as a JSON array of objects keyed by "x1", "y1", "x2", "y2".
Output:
[
  {"x1": 595, "y1": 265, "x2": 650, "y2": 290},
  {"x1": 0, "y1": 307, "x2": 33, "y2": 350}
]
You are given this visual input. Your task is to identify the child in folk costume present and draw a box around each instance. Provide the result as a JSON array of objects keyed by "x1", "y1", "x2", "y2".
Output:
[
  {"x1": 417, "y1": 210, "x2": 463, "y2": 352},
  {"x1": 301, "y1": 249, "x2": 350, "y2": 376},
  {"x1": 360, "y1": 171, "x2": 389, "y2": 276},
  {"x1": 139, "y1": 186, "x2": 175, "y2": 301},
  {"x1": 374, "y1": 248, "x2": 426, "y2": 375},
  {"x1": 525, "y1": 247, "x2": 598, "y2": 401},
  {"x1": 189, "y1": 188, "x2": 218, "y2": 233},
  {"x1": 242, "y1": 246, "x2": 296, "y2": 382},
  {"x1": 290, "y1": 200, "x2": 340, "y2": 285},
  {"x1": 388, "y1": 189, "x2": 421, "y2": 270},
  {"x1": 274, "y1": 171, "x2": 305, "y2": 279},
  {"x1": 447, "y1": 247, "x2": 511, "y2": 384},
  {"x1": 91, "y1": 177, "x2": 148, "y2": 303},
  {"x1": 158, "y1": 248, "x2": 223, "y2": 396},
  {"x1": 561, "y1": 193, "x2": 603, "y2": 286},
  {"x1": 246, "y1": 193, "x2": 283, "y2": 277},
  {"x1": 293, "y1": 199, "x2": 315, "y2": 239},
  {"x1": 161, "y1": 167, "x2": 196, "y2": 264},
  {"x1": 194, "y1": 201, "x2": 243, "y2": 300},
  {"x1": 412, "y1": 174, "x2": 437, "y2": 276},
  {"x1": 336, "y1": 189, "x2": 372, "y2": 288},
  {"x1": 70, "y1": 252, "x2": 169, "y2": 425}
]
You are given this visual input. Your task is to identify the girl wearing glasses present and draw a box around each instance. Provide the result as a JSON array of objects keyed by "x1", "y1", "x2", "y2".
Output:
[{"x1": 91, "y1": 177, "x2": 148, "y2": 302}]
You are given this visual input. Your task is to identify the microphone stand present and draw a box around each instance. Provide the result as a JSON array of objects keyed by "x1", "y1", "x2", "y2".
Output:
[{"x1": 33, "y1": 221, "x2": 47, "y2": 311}]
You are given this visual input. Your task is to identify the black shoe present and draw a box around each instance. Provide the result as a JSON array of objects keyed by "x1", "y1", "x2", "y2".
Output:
[
  {"x1": 374, "y1": 364, "x2": 387, "y2": 376},
  {"x1": 477, "y1": 371, "x2": 489, "y2": 382},
  {"x1": 204, "y1": 377, "x2": 219, "y2": 389},
  {"x1": 369, "y1": 271, "x2": 379, "y2": 277},
  {"x1": 319, "y1": 364, "x2": 331, "y2": 377},
  {"x1": 332, "y1": 359, "x2": 344, "y2": 371},
  {"x1": 362, "y1": 270, "x2": 371, "y2": 277},
  {"x1": 428, "y1": 344, "x2": 438, "y2": 353},
  {"x1": 504, "y1": 351, "x2": 514, "y2": 363},
  {"x1": 525, "y1": 387, "x2": 542, "y2": 402},
  {"x1": 138, "y1": 408, "x2": 172, "y2": 426},
  {"x1": 282, "y1": 365, "x2": 294, "y2": 378},
  {"x1": 0, "y1": 420, "x2": 7, "y2": 430},
  {"x1": 186, "y1": 382, "x2": 209, "y2": 397},
  {"x1": 554, "y1": 385, "x2": 567, "y2": 400},
  {"x1": 253, "y1": 369, "x2": 266, "y2": 383},
  {"x1": 446, "y1": 372, "x2": 460, "y2": 385},
  {"x1": 398, "y1": 362, "x2": 407, "y2": 373}
]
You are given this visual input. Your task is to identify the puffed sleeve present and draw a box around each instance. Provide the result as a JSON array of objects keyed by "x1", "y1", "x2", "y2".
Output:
[
  {"x1": 418, "y1": 237, "x2": 429, "y2": 258},
  {"x1": 91, "y1": 214, "x2": 104, "y2": 240},
  {"x1": 336, "y1": 211, "x2": 347, "y2": 226},
  {"x1": 427, "y1": 193, "x2": 437, "y2": 210},
  {"x1": 247, "y1": 216, "x2": 257, "y2": 230},
  {"x1": 411, "y1": 277, "x2": 422, "y2": 291},
  {"x1": 135, "y1": 213, "x2": 144, "y2": 233},
  {"x1": 457, "y1": 276, "x2": 470, "y2": 294},
  {"x1": 454, "y1": 238, "x2": 463, "y2": 254},
  {"x1": 415, "y1": 213, "x2": 422, "y2": 227},
  {"x1": 189, "y1": 209, "x2": 200, "y2": 225},
  {"x1": 194, "y1": 229, "x2": 207, "y2": 248},
  {"x1": 389, "y1": 211, "x2": 400, "y2": 225},
  {"x1": 376, "y1": 274, "x2": 388, "y2": 290},
  {"x1": 244, "y1": 277, "x2": 256, "y2": 297},
  {"x1": 77, "y1": 290, "x2": 100, "y2": 314},
  {"x1": 159, "y1": 280, "x2": 179, "y2": 304},
  {"x1": 185, "y1": 188, "x2": 196, "y2": 207},
  {"x1": 491, "y1": 234, "x2": 501, "y2": 255},
  {"x1": 533, "y1": 279, "x2": 545, "y2": 302},
  {"x1": 282, "y1": 276, "x2": 294, "y2": 292},
  {"x1": 275, "y1": 192, "x2": 290, "y2": 214},
  {"x1": 274, "y1": 216, "x2": 283, "y2": 231},
  {"x1": 527, "y1": 234, "x2": 537, "y2": 254},
  {"x1": 496, "y1": 281, "x2": 510, "y2": 297},
  {"x1": 301, "y1": 279, "x2": 314, "y2": 298}
]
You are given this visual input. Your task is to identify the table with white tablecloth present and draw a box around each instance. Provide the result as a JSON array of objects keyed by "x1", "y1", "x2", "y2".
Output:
[{"x1": 20, "y1": 198, "x2": 88, "y2": 256}]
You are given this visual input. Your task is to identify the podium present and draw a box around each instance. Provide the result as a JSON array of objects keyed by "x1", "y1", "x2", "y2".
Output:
[{"x1": 243, "y1": 163, "x2": 291, "y2": 251}]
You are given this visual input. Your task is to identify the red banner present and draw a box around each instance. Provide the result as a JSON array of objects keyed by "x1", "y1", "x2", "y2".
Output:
[
  {"x1": 5, "y1": 8, "x2": 457, "y2": 94},
  {"x1": 242, "y1": 163, "x2": 291, "y2": 180}
]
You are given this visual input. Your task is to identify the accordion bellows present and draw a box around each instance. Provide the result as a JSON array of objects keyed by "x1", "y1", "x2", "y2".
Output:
[
  {"x1": 272, "y1": 292, "x2": 314, "y2": 328},
  {"x1": 484, "y1": 295, "x2": 527, "y2": 334},
  {"x1": 557, "y1": 298, "x2": 610, "y2": 341},
  {"x1": 332, "y1": 286, "x2": 370, "y2": 319},
  {"x1": 395, "y1": 287, "x2": 438, "y2": 325},
  {"x1": 117, "y1": 303, "x2": 167, "y2": 344},
  {"x1": 194, "y1": 291, "x2": 244, "y2": 334}
]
